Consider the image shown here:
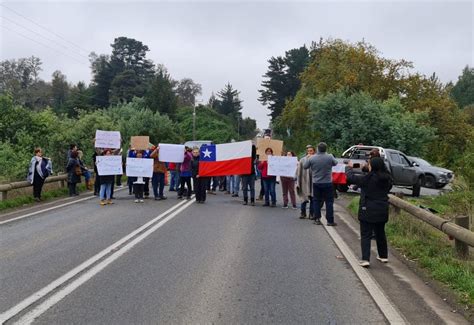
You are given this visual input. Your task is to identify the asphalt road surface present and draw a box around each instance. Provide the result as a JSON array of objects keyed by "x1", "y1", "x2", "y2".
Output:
[{"x1": 0, "y1": 186, "x2": 468, "y2": 324}]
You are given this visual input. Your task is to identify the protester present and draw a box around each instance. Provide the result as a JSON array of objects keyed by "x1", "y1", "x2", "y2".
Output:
[
  {"x1": 191, "y1": 147, "x2": 209, "y2": 203},
  {"x1": 77, "y1": 150, "x2": 92, "y2": 191},
  {"x1": 27, "y1": 148, "x2": 53, "y2": 202},
  {"x1": 92, "y1": 149, "x2": 101, "y2": 195},
  {"x1": 150, "y1": 145, "x2": 167, "y2": 200},
  {"x1": 281, "y1": 151, "x2": 297, "y2": 209},
  {"x1": 67, "y1": 144, "x2": 77, "y2": 161},
  {"x1": 130, "y1": 150, "x2": 145, "y2": 203},
  {"x1": 241, "y1": 145, "x2": 257, "y2": 206},
  {"x1": 207, "y1": 176, "x2": 219, "y2": 194},
  {"x1": 258, "y1": 148, "x2": 277, "y2": 207},
  {"x1": 66, "y1": 150, "x2": 83, "y2": 196},
  {"x1": 226, "y1": 175, "x2": 239, "y2": 196},
  {"x1": 98, "y1": 150, "x2": 115, "y2": 206},
  {"x1": 297, "y1": 145, "x2": 315, "y2": 219},
  {"x1": 142, "y1": 148, "x2": 152, "y2": 198},
  {"x1": 168, "y1": 162, "x2": 179, "y2": 191},
  {"x1": 346, "y1": 157, "x2": 393, "y2": 267},
  {"x1": 303, "y1": 142, "x2": 338, "y2": 226},
  {"x1": 127, "y1": 147, "x2": 137, "y2": 195},
  {"x1": 178, "y1": 147, "x2": 193, "y2": 200}
]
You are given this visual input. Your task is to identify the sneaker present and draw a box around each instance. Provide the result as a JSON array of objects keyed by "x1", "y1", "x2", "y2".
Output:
[
  {"x1": 309, "y1": 215, "x2": 315, "y2": 220},
  {"x1": 154, "y1": 197, "x2": 160, "y2": 201},
  {"x1": 139, "y1": 199, "x2": 144, "y2": 203},
  {"x1": 34, "y1": 197, "x2": 41, "y2": 202},
  {"x1": 314, "y1": 219, "x2": 322, "y2": 225},
  {"x1": 107, "y1": 200, "x2": 113, "y2": 205},
  {"x1": 327, "y1": 222, "x2": 338, "y2": 226},
  {"x1": 100, "y1": 200, "x2": 106, "y2": 206},
  {"x1": 376, "y1": 256, "x2": 388, "y2": 263},
  {"x1": 160, "y1": 196, "x2": 167, "y2": 200},
  {"x1": 243, "y1": 201, "x2": 248, "y2": 206},
  {"x1": 134, "y1": 199, "x2": 139, "y2": 203},
  {"x1": 292, "y1": 205, "x2": 298, "y2": 210},
  {"x1": 256, "y1": 196, "x2": 263, "y2": 201},
  {"x1": 359, "y1": 260, "x2": 370, "y2": 267},
  {"x1": 282, "y1": 205, "x2": 288, "y2": 209},
  {"x1": 299, "y1": 214, "x2": 307, "y2": 219}
]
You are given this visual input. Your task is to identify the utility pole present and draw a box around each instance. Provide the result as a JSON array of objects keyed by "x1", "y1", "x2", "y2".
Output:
[{"x1": 193, "y1": 105, "x2": 196, "y2": 141}]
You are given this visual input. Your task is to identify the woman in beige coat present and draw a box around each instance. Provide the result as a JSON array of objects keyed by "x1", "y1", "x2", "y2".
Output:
[{"x1": 296, "y1": 145, "x2": 315, "y2": 219}]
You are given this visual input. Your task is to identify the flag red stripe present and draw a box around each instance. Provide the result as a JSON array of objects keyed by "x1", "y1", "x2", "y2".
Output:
[
  {"x1": 199, "y1": 157, "x2": 252, "y2": 177},
  {"x1": 332, "y1": 172, "x2": 347, "y2": 184}
]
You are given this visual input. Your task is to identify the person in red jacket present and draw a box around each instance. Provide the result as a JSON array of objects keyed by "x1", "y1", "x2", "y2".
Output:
[{"x1": 258, "y1": 148, "x2": 277, "y2": 207}]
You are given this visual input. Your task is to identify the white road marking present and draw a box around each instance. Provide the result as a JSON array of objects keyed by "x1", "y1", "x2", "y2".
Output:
[
  {"x1": 322, "y1": 222, "x2": 407, "y2": 325},
  {"x1": 0, "y1": 198, "x2": 192, "y2": 324},
  {"x1": 0, "y1": 188, "x2": 126, "y2": 226}
]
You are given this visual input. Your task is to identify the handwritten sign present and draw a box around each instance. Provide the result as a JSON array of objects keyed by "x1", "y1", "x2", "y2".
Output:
[
  {"x1": 158, "y1": 143, "x2": 185, "y2": 163},
  {"x1": 131, "y1": 136, "x2": 150, "y2": 150},
  {"x1": 96, "y1": 156, "x2": 123, "y2": 176},
  {"x1": 257, "y1": 138, "x2": 283, "y2": 161},
  {"x1": 126, "y1": 158, "x2": 153, "y2": 178},
  {"x1": 95, "y1": 130, "x2": 121, "y2": 149},
  {"x1": 267, "y1": 156, "x2": 298, "y2": 177}
]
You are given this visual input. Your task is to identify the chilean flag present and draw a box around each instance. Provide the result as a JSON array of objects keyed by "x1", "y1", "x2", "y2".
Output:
[
  {"x1": 199, "y1": 140, "x2": 252, "y2": 176},
  {"x1": 332, "y1": 163, "x2": 347, "y2": 184}
]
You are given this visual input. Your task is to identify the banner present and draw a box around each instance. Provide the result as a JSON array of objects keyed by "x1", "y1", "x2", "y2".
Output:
[
  {"x1": 267, "y1": 156, "x2": 298, "y2": 177},
  {"x1": 257, "y1": 138, "x2": 283, "y2": 161},
  {"x1": 158, "y1": 143, "x2": 185, "y2": 163},
  {"x1": 95, "y1": 130, "x2": 121, "y2": 149},
  {"x1": 96, "y1": 156, "x2": 123, "y2": 176},
  {"x1": 131, "y1": 136, "x2": 150, "y2": 150},
  {"x1": 126, "y1": 158, "x2": 153, "y2": 177}
]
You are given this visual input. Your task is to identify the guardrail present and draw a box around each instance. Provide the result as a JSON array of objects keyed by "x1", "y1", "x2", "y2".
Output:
[
  {"x1": 0, "y1": 175, "x2": 68, "y2": 201},
  {"x1": 389, "y1": 194, "x2": 473, "y2": 259}
]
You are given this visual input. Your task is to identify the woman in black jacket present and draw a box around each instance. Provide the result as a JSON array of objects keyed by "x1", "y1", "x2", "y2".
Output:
[{"x1": 346, "y1": 157, "x2": 392, "y2": 267}]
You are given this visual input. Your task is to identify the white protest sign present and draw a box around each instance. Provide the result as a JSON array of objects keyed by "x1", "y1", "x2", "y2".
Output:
[
  {"x1": 96, "y1": 156, "x2": 123, "y2": 176},
  {"x1": 268, "y1": 156, "x2": 298, "y2": 177},
  {"x1": 158, "y1": 143, "x2": 185, "y2": 163},
  {"x1": 95, "y1": 130, "x2": 121, "y2": 149},
  {"x1": 126, "y1": 158, "x2": 153, "y2": 178}
]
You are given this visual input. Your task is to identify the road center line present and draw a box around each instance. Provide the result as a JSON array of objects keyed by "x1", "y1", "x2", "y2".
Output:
[
  {"x1": 322, "y1": 220, "x2": 407, "y2": 325},
  {"x1": 0, "y1": 198, "x2": 192, "y2": 324}
]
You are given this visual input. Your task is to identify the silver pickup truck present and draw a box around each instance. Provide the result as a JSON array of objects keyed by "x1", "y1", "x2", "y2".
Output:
[{"x1": 337, "y1": 145, "x2": 424, "y2": 197}]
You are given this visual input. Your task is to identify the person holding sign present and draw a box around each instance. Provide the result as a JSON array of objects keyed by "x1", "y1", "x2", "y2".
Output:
[
  {"x1": 150, "y1": 145, "x2": 167, "y2": 200},
  {"x1": 98, "y1": 150, "x2": 115, "y2": 206},
  {"x1": 258, "y1": 148, "x2": 277, "y2": 207},
  {"x1": 178, "y1": 147, "x2": 193, "y2": 200},
  {"x1": 280, "y1": 151, "x2": 298, "y2": 209}
]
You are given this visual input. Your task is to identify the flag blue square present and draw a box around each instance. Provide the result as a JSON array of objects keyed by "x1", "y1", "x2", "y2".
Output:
[{"x1": 200, "y1": 144, "x2": 216, "y2": 162}]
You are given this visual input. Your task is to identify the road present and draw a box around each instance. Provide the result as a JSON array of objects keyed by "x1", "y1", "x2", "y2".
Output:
[{"x1": 0, "y1": 187, "x2": 468, "y2": 324}]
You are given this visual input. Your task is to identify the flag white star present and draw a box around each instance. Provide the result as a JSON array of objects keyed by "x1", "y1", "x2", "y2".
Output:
[{"x1": 203, "y1": 148, "x2": 212, "y2": 158}]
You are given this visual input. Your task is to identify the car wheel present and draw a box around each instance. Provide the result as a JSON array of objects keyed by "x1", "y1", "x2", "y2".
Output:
[
  {"x1": 337, "y1": 184, "x2": 348, "y2": 192},
  {"x1": 412, "y1": 177, "x2": 422, "y2": 197},
  {"x1": 424, "y1": 175, "x2": 436, "y2": 188}
]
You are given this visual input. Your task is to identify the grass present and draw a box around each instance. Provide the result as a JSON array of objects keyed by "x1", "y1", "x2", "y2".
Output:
[
  {"x1": 348, "y1": 195, "x2": 474, "y2": 307},
  {"x1": 0, "y1": 184, "x2": 87, "y2": 212}
]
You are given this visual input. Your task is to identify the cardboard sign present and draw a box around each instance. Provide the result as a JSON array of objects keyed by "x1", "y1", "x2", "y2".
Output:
[
  {"x1": 96, "y1": 155, "x2": 123, "y2": 176},
  {"x1": 130, "y1": 136, "x2": 150, "y2": 150},
  {"x1": 267, "y1": 156, "x2": 298, "y2": 177},
  {"x1": 257, "y1": 138, "x2": 283, "y2": 161},
  {"x1": 126, "y1": 158, "x2": 153, "y2": 177},
  {"x1": 158, "y1": 143, "x2": 185, "y2": 163},
  {"x1": 95, "y1": 130, "x2": 121, "y2": 149}
]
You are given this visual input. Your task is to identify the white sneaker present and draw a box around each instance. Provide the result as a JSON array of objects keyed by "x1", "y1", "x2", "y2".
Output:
[
  {"x1": 359, "y1": 260, "x2": 370, "y2": 267},
  {"x1": 139, "y1": 199, "x2": 144, "y2": 203},
  {"x1": 134, "y1": 199, "x2": 139, "y2": 203},
  {"x1": 376, "y1": 256, "x2": 388, "y2": 263}
]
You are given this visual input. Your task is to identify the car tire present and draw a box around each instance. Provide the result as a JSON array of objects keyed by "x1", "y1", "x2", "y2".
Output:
[
  {"x1": 412, "y1": 177, "x2": 422, "y2": 197},
  {"x1": 435, "y1": 183, "x2": 447, "y2": 189},
  {"x1": 423, "y1": 175, "x2": 436, "y2": 189},
  {"x1": 337, "y1": 184, "x2": 348, "y2": 192}
]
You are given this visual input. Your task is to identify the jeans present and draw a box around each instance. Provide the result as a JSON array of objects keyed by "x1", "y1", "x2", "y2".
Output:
[
  {"x1": 281, "y1": 177, "x2": 296, "y2": 207},
  {"x1": 169, "y1": 171, "x2": 179, "y2": 191},
  {"x1": 83, "y1": 170, "x2": 91, "y2": 182},
  {"x1": 179, "y1": 176, "x2": 192, "y2": 198},
  {"x1": 241, "y1": 174, "x2": 256, "y2": 201},
  {"x1": 226, "y1": 175, "x2": 238, "y2": 194},
  {"x1": 128, "y1": 177, "x2": 137, "y2": 194},
  {"x1": 100, "y1": 183, "x2": 112, "y2": 200},
  {"x1": 301, "y1": 196, "x2": 314, "y2": 216},
  {"x1": 312, "y1": 183, "x2": 334, "y2": 223},
  {"x1": 262, "y1": 177, "x2": 276, "y2": 204},
  {"x1": 68, "y1": 182, "x2": 77, "y2": 196},
  {"x1": 134, "y1": 183, "x2": 144, "y2": 199},
  {"x1": 152, "y1": 172, "x2": 165, "y2": 198},
  {"x1": 360, "y1": 220, "x2": 388, "y2": 261}
]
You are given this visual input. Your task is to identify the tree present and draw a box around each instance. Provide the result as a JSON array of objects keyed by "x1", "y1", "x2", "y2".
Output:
[
  {"x1": 51, "y1": 70, "x2": 70, "y2": 115},
  {"x1": 259, "y1": 46, "x2": 310, "y2": 122},
  {"x1": 451, "y1": 65, "x2": 474, "y2": 108},
  {"x1": 239, "y1": 117, "x2": 258, "y2": 140},
  {"x1": 90, "y1": 53, "x2": 113, "y2": 107},
  {"x1": 64, "y1": 81, "x2": 93, "y2": 116},
  {"x1": 216, "y1": 83, "x2": 242, "y2": 121},
  {"x1": 176, "y1": 78, "x2": 202, "y2": 107},
  {"x1": 144, "y1": 65, "x2": 178, "y2": 116}
]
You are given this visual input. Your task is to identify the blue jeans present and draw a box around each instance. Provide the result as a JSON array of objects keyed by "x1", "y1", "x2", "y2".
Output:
[
  {"x1": 301, "y1": 196, "x2": 314, "y2": 216},
  {"x1": 262, "y1": 178, "x2": 276, "y2": 204},
  {"x1": 312, "y1": 183, "x2": 334, "y2": 223},
  {"x1": 84, "y1": 170, "x2": 91, "y2": 182},
  {"x1": 226, "y1": 175, "x2": 237, "y2": 193},
  {"x1": 100, "y1": 183, "x2": 112, "y2": 200},
  {"x1": 233, "y1": 175, "x2": 240, "y2": 195},
  {"x1": 152, "y1": 172, "x2": 165, "y2": 198},
  {"x1": 241, "y1": 174, "x2": 256, "y2": 201},
  {"x1": 169, "y1": 171, "x2": 179, "y2": 191}
]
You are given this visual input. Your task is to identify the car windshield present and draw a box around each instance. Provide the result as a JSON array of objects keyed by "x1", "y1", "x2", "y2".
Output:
[{"x1": 413, "y1": 158, "x2": 431, "y2": 167}]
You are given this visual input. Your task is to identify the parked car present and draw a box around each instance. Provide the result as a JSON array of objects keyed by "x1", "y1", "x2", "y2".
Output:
[
  {"x1": 184, "y1": 140, "x2": 213, "y2": 149},
  {"x1": 338, "y1": 145, "x2": 424, "y2": 197},
  {"x1": 407, "y1": 156, "x2": 454, "y2": 189}
]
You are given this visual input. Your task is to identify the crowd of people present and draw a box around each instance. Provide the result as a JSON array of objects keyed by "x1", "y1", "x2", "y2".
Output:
[{"x1": 27, "y1": 140, "x2": 393, "y2": 267}]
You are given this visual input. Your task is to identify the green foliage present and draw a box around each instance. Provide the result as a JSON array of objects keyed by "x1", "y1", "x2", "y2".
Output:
[
  {"x1": 215, "y1": 83, "x2": 243, "y2": 122},
  {"x1": 451, "y1": 66, "x2": 474, "y2": 108},
  {"x1": 144, "y1": 66, "x2": 178, "y2": 116}
]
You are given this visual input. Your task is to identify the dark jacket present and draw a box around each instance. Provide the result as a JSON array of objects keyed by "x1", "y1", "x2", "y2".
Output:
[
  {"x1": 191, "y1": 156, "x2": 200, "y2": 178},
  {"x1": 66, "y1": 158, "x2": 82, "y2": 183},
  {"x1": 346, "y1": 168, "x2": 392, "y2": 223}
]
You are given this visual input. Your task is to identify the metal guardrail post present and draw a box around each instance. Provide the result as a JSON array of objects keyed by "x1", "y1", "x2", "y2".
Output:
[{"x1": 454, "y1": 216, "x2": 470, "y2": 259}]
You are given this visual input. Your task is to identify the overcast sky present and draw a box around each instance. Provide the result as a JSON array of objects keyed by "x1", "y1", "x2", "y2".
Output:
[{"x1": 1, "y1": 1, "x2": 473, "y2": 128}]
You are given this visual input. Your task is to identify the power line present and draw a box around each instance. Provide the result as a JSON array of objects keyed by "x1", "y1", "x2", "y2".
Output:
[
  {"x1": 1, "y1": 15, "x2": 90, "y2": 61},
  {"x1": 0, "y1": 3, "x2": 91, "y2": 56},
  {"x1": 1, "y1": 24, "x2": 89, "y2": 65}
]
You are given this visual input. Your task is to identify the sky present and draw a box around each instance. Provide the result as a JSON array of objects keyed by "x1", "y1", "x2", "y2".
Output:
[{"x1": 1, "y1": 0, "x2": 473, "y2": 129}]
